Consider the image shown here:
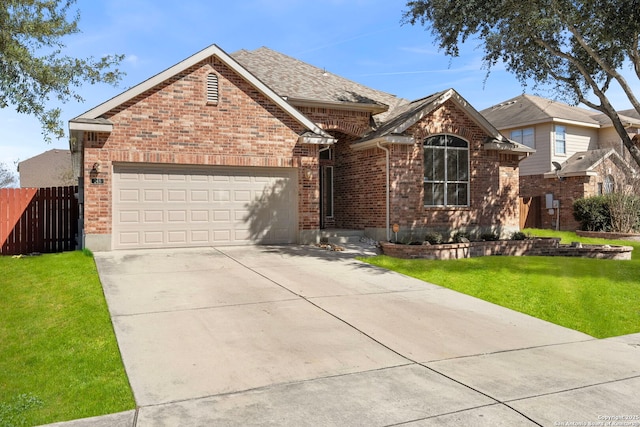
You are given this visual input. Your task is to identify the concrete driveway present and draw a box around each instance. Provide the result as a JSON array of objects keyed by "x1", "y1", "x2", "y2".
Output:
[{"x1": 83, "y1": 245, "x2": 640, "y2": 426}]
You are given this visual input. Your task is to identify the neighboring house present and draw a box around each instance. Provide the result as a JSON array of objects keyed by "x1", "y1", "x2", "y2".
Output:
[
  {"x1": 68, "y1": 45, "x2": 532, "y2": 251},
  {"x1": 18, "y1": 149, "x2": 75, "y2": 188},
  {"x1": 481, "y1": 95, "x2": 639, "y2": 231}
]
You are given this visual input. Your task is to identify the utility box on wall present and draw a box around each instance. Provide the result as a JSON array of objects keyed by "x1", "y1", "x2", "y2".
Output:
[{"x1": 545, "y1": 193, "x2": 554, "y2": 209}]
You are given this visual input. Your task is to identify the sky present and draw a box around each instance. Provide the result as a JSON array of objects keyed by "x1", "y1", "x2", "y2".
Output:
[{"x1": 1, "y1": 0, "x2": 639, "y2": 176}]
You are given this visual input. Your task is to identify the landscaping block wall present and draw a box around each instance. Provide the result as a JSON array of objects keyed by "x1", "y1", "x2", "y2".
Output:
[{"x1": 380, "y1": 238, "x2": 633, "y2": 260}]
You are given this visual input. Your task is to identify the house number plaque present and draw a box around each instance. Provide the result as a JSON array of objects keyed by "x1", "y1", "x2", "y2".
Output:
[{"x1": 91, "y1": 178, "x2": 105, "y2": 185}]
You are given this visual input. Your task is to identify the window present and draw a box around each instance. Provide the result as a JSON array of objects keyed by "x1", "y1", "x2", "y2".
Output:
[
  {"x1": 206, "y1": 73, "x2": 218, "y2": 104},
  {"x1": 510, "y1": 127, "x2": 535, "y2": 148},
  {"x1": 603, "y1": 175, "x2": 615, "y2": 194},
  {"x1": 555, "y1": 125, "x2": 566, "y2": 155},
  {"x1": 424, "y1": 135, "x2": 469, "y2": 207},
  {"x1": 319, "y1": 147, "x2": 332, "y2": 160},
  {"x1": 324, "y1": 166, "x2": 334, "y2": 217}
]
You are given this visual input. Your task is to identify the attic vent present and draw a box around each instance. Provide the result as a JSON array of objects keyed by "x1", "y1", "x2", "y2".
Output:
[{"x1": 206, "y1": 73, "x2": 218, "y2": 105}]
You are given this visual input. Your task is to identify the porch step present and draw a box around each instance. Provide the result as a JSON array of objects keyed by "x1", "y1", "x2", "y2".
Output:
[{"x1": 320, "y1": 229, "x2": 365, "y2": 244}]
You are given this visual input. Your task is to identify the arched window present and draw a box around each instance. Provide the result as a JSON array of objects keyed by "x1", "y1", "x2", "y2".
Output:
[
  {"x1": 424, "y1": 134, "x2": 469, "y2": 206},
  {"x1": 603, "y1": 175, "x2": 615, "y2": 194},
  {"x1": 206, "y1": 73, "x2": 218, "y2": 105}
]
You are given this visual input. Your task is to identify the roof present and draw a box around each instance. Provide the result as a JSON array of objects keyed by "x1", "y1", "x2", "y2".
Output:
[
  {"x1": 69, "y1": 44, "x2": 334, "y2": 142},
  {"x1": 481, "y1": 94, "x2": 602, "y2": 129},
  {"x1": 231, "y1": 47, "x2": 409, "y2": 123},
  {"x1": 543, "y1": 148, "x2": 636, "y2": 178},
  {"x1": 482, "y1": 94, "x2": 640, "y2": 130},
  {"x1": 353, "y1": 89, "x2": 535, "y2": 155},
  {"x1": 18, "y1": 149, "x2": 73, "y2": 188}
]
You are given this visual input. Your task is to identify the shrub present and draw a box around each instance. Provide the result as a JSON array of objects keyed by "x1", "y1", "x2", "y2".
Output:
[
  {"x1": 573, "y1": 196, "x2": 611, "y2": 231},
  {"x1": 480, "y1": 232, "x2": 499, "y2": 241},
  {"x1": 451, "y1": 231, "x2": 471, "y2": 243},
  {"x1": 511, "y1": 231, "x2": 528, "y2": 241},
  {"x1": 424, "y1": 231, "x2": 443, "y2": 245},
  {"x1": 607, "y1": 193, "x2": 640, "y2": 233}
]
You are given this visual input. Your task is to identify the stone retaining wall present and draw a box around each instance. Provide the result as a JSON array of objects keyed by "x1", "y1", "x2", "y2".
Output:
[{"x1": 380, "y1": 238, "x2": 633, "y2": 260}]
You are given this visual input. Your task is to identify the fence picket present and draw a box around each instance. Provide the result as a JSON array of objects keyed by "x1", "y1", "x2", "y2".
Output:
[{"x1": 0, "y1": 186, "x2": 79, "y2": 255}]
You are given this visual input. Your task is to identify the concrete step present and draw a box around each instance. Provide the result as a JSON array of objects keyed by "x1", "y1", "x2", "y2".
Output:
[{"x1": 319, "y1": 230, "x2": 365, "y2": 244}]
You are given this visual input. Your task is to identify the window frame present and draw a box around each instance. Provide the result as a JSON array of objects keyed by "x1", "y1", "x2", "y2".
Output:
[
  {"x1": 423, "y1": 134, "x2": 470, "y2": 208},
  {"x1": 510, "y1": 127, "x2": 535, "y2": 148},
  {"x1": 324, "y1": 165, "x2": 334, "y2": 218},
  {"x1": 555, "y1": 125, "x2": 566, "y2": 155}
]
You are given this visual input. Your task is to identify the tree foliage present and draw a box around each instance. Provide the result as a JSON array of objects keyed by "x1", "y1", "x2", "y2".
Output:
[
  {"x1": 0, "y1": 161, "x2": 17, "y2": 188},
  {"x1": 403, "y1": 0, "x2": 640, "y2": 168},
  {"x1": 0, "y1": 0, "x2": 124, "y2": 141}
]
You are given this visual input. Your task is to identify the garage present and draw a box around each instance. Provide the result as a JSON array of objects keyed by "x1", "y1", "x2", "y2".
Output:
[{"x1": 112, "y1": 164, "x2": 298, "y2": 249}]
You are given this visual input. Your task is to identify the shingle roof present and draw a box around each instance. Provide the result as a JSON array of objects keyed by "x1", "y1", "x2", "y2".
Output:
[
  {"x1": 481, "y1": 94, "x2": 602, "y2": 128},
  {"x1": 545, "y1": 148, "x2": 636, "y2": 177},
  {"x1": 352, "y1": 88, "x2": 534, "y2": 154},
  {"x1": 18, "y1": 149, "x2": 73, "y2": 188},
  {"x1": 231, "y1": 47, "x2": 409, "y2": 121},
  {"x1": 359, "y1": 91, "x2": 447, "y2": 140}
]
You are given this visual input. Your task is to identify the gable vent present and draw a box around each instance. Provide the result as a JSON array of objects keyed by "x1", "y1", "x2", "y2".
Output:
[{"x1": 207, "y1": 73, "x2": 218, "y2": 105}]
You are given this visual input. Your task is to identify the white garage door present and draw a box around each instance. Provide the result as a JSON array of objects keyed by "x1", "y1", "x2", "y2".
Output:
[{"x1": 112, "y1": 164, "x2": 298, "y2": 249}]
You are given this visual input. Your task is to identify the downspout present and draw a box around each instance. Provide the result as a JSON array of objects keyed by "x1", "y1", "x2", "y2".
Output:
[{"x1": 377, "y1": 142, "x2": 390, "y2": 241}]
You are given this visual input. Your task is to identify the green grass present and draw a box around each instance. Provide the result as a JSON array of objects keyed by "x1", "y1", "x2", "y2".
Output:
[
  {"x1": 361, "y1": 229, "x2": 640, "y2": 339},
  {"x1": 0, "y1": 251, "x2": 135, "y2": 426}
]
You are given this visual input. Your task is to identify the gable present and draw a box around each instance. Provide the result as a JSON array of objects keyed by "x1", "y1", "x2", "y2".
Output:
[
  {"x1": 70, "y1": 44, "x2": 333, "y2": 143},
  {"x1": 353, "y1": 89, "x2": 533, "y2": 156}
]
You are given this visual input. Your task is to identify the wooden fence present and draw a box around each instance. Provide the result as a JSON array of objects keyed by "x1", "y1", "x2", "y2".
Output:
[
  {"x1": 519, "y1": 196, "x2": 541, "y2": 229},
  {"x1": 0, "y1": 186, "x2": 79, "y2": 255}
]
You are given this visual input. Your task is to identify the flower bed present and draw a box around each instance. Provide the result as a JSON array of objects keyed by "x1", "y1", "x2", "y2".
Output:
[{"x1": 380, "y1": 238, "x2": 633, "y2": 260}]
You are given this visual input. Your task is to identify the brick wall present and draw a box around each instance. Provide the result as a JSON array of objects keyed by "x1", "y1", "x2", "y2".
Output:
[
  {"x1": 520, "y1": 174, "x2": 586, "y2": 231},
  {"x1": 83, "y1": 56, "x2": 316, "y2": 235},
  {"x1": 311, "y1": 99, "x2": 523, "y2": 237},
  {"x1": 383, "y1": 100, "x2": 520, "y2": 236},
  {"x1": 519, "y1": 154, "x2": 632, "y2": 231}
]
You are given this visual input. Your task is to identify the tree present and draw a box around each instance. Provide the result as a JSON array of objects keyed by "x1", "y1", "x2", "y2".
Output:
[
  {"x1": 403, "y1": 0, "x2": 640, "y2": 168},
  {"x1": 0, "y1": 161, "x2": 17, "y2": 188},
  {"x1": 0, "y1": 0, "x2": 124, "y2": 142}
]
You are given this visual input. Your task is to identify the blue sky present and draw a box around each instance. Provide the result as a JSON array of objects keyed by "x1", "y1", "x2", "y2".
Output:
[{"x1": 1, "y1": 0, "x2": 638, "y2": 172}]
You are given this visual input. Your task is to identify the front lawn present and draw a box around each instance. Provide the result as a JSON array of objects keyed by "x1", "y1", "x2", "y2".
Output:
[
  {"x1": 361, "y1": 230, "x2": 640, "y2": 338},
  {"x1": 0, "y1": 251, "x2": 135, "y2": 426}
]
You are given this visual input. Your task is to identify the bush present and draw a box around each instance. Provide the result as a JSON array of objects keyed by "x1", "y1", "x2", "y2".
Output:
[
  {"x1": 608, "y1": 193, "x2": 640, "y2": 233},
  {"x1": 511, "y1": 231, "x2": 528, "y2": 241},
  {"x1": 480, "y1": 232, "x2": 499, "y2": 241},
  {"x1": 573, "y1": 196, "x2": 611, "y2": 231},
  {"x1": 451, "y1": 231, "x2": 471, "y2": 243},
  {"x1": 424, "y1": 231, "x2": 443, "y2": 245}
]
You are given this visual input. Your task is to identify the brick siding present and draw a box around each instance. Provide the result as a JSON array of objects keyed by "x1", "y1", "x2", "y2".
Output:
[
  {"x1": 83, "y1": 57, "x2": 316, "y2": 235},
  {"x1": 519, "y1": 154, "x2": 632, "y2": 231},
  {"x1": 331, "y1": 100, "x2": 522, "y2": 236}
]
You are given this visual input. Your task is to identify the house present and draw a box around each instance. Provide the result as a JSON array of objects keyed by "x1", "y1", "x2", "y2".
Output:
[
  {"x1": 18, "y1": 149, "x2": 74, "y2": 188},
  {"x1": 68, "y1": 45, "x2": 533, "y2": 251},
  {"x1": 481, "y1": 95, "x2": 639, "y2": 230}
]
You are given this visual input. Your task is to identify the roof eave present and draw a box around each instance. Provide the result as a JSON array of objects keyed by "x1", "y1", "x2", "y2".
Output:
[
  {"x1": 544, "y1": 171, "x2": 598, "y2": 178},
  {"x1": 68, "y1": 120, "x2": 113, "y2": 133},
  {"x1": 72, "y1": 43, "x2": 333, "y2": 139},
  {"x1": 286, "y1": 97, "x2": 389, "y2": 114},
  {"x1": 351, "y1": 135, "x2": 415, "y2": 151},
  {"x1": 298, "y1": 134, "x2": 337, "y2": 145}
]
